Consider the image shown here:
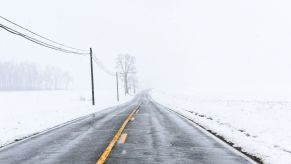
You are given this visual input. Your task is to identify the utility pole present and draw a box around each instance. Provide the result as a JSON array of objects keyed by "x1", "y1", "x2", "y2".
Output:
[
  {"x1": 116, "y1": 72, "x2": 119, "y2": 101},
  {"x1": 90, "y1": 48, "x2": 95, "y2": 105}
]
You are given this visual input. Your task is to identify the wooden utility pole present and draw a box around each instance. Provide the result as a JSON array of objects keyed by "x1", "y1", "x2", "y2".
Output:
[
  {"x1": 116, "y1": 72, "x2": 119, "y2": 101},
  {"x1": 90, "y1": 48, "x2": 95, "y2": 105}
]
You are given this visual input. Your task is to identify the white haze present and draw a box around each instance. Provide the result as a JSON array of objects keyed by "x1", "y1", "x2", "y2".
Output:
[{"x1": 1, "y1": 0, "x2": 291, "y2": 99}]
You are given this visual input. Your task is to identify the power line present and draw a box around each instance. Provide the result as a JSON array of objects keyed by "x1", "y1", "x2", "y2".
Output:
[
  {"x1": 0, "y1": 16, "x2": 119, "y2": 105},
  {"x1": 0, "y1": 21, "x2": 115, "y2": 70},
  {"x1": 0, "y1": 23, "x2": 88, "y2": 55},
  {"x1": 0, "y1": 23, "x2": 89, "y2": 55},
  {"x1": 92, "y1": 55, "x2": 115, "y2": 76},
  {"x1": 0, "y1": 15, "x2": 89, "y2": 52}
]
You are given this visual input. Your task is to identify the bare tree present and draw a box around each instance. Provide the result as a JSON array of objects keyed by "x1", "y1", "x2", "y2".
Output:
[
  {"x1": 128, "y1": 74, "x2": 138, "y2": 94},
  {"x1": 116, "y1": 54, "x2": 137, "y2": 95}
]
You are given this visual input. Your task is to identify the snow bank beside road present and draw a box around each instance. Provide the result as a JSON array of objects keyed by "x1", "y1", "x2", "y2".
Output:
[
  {"x1": 151, "y1": 90, "x2": 291, "y2": 164},
  {"x1": 0, "y1": 90, "x2": 130, "y2": 147}
]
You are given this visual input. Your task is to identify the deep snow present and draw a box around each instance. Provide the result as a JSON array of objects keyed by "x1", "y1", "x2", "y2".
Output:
[
  {"x1": 151, "y1": 90, "x2": 291, "y2": 164},
  {"x1": 0, "y1": 90, "x2": 130, "y2": 147}
]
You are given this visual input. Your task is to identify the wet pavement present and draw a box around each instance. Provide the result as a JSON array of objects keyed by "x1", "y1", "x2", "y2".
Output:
[{"x1": 0, "y1": 93, "x2": 253, "y2": 164}]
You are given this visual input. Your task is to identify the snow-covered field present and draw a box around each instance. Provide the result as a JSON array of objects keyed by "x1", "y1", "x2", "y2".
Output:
[
  {"x1": 151, "y1": 90, "x2": 291, "y2": 164},
  {"x1": 0, "y1": 90, "x2": 130, "y2": 147}
]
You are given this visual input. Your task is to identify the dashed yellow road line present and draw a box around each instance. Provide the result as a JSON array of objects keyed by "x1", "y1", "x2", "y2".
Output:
[
  {"x1": 96, "y1": 108, "x2": 137, "y2": 164},
  {"x1": 119, "y1": 133, "x2": 128, "y2": 144}
]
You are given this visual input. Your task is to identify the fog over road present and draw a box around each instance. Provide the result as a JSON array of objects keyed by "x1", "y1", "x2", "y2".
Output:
[{"x1": 0, "y1": 93, "x2": 253, "y2": 164}]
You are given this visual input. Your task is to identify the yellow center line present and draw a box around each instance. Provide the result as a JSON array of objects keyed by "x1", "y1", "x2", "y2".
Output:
[
  {"x1": 96, "y1": 108, "x2": 137, "y2": 164},
  {"x1": 119, "y1": 133, "x2": 128, "y2": 144}
]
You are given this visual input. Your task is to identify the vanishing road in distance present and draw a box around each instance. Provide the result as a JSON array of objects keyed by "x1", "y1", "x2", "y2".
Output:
[{"x1": 0, "y1": 93, "x2": 254, "y2": 164}]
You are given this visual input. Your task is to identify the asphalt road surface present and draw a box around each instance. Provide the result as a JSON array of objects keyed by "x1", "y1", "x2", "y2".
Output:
[{"x1": 0, "y1": 93, "x2": 253, "y2": 164}]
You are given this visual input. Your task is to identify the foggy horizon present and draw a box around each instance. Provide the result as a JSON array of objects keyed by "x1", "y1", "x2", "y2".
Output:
[{"x1": 2, "y1": 0, "x2": 291, "y2": 99}]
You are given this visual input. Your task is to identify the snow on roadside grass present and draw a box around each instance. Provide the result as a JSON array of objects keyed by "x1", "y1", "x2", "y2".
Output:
[
  {"x1": 0, "y1": 90, "x2": 130, "y2": 147},
  {"x1": 151, "y1": 90, "x2": 291, "y2": 164}
]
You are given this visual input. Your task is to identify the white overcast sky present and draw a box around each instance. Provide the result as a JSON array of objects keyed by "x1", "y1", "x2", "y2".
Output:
[{"x1": 1, "y1": 0, "x2": 291, "y2": 98}]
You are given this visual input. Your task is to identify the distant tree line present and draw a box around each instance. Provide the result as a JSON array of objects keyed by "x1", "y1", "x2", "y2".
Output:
[{"x1": 0, "y1": 62, "x2": 72, "y2": 90}]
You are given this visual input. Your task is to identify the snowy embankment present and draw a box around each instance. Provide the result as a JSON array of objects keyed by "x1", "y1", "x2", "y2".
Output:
[
  {"x1": 151, "y1": 90, "x2": 291, "y2": 164},
  {"x1": 0, "y1": 90, "x2": 130, "y2": 148}
]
